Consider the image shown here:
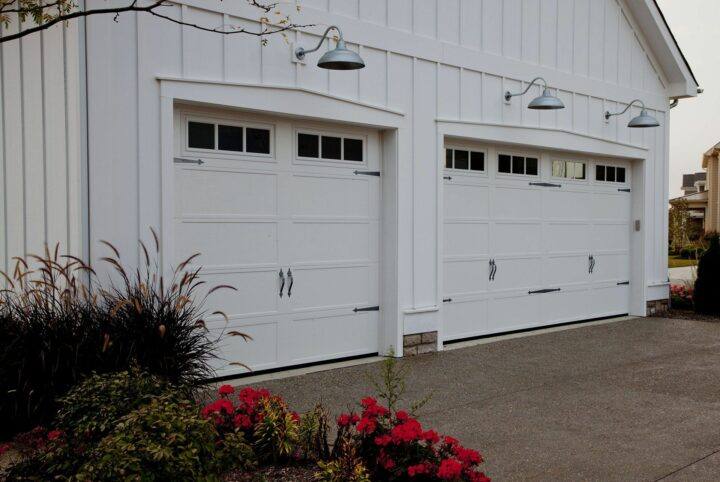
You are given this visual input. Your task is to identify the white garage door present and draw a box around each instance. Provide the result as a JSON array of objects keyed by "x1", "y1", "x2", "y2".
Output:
[
  {"x1": 443, "y1": 141, "x2": 631, "y2": 342},
  {"x1": 173, "y1": 110, "x2": 381, "y2": 375}
]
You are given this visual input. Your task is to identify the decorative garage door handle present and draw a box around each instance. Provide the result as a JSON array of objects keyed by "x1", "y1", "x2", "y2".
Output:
[
  {"x1": 590, "y1": 255, "x2": 596, "y2": 273},
  {"x1": 528, "y1": 288, "x2": 562, "y2": 294},
  {"x1": 529, "y1": 182, "x2": 561, "y2": 188},
  {"x1": 489, "y1": 259, "x2": 497, "y2": 281},
  {"x1": 278, "y1": 269, "x2": 285, "y2": 298},
  {"x1": 287, "y1": 268, "x2": 294, "y2": 298}
]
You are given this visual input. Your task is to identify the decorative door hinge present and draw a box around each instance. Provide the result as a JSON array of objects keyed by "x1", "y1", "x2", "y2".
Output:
[
  {"x1": 618, "y1": 188, "x2": 631, "y2": 192},
  {"x1": 353, "y1": 305, "x2": 380, "y2": 312},
  {"x1": 174, "y1": 157, "x2": 204, "y2": 165},
  {"x1": 443, "y1": 298, "x2": 452, "y2": 303},
  {"x1": 529, "y1": 182, "x2": 562, "y2": 188},
  {"x1": 443, "y1": 175, "x2": 452, "y2": 180},
  {"x1": 617, "y1": 281, "x2": 630, "y2": 285},
  {"x1": 353, "y1": 170, "x2": 381, "y2": 177}
]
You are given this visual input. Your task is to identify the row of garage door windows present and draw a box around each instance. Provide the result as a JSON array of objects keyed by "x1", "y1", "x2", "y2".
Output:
[
  {"x1": 187, "y1": 120, "x2": 364, "y2": 163},
  {"x1": 445, "y1": 148, "x2": 627, "y2": 183}
]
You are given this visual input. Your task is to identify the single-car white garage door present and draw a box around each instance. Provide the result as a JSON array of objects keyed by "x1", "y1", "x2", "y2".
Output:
[
  {"x1": 173, "y1": 109, "x2": 381, "y2": 375},
  {"x1": 443, "y1": 140, "x2": 631, "y2": 341}
]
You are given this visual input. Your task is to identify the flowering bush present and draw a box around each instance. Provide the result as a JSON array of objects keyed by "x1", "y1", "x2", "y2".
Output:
[
  {"x1": 670, "y1": 283, "x2": 693, "y2": 310},
  {"x1": 333, "y1": 397, "x2": 490, "y2": 481}
]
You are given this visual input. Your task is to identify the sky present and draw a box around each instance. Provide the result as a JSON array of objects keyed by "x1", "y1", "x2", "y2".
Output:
[{"x1": 656, "y1": 0, "x2": 720, "y2": 197}]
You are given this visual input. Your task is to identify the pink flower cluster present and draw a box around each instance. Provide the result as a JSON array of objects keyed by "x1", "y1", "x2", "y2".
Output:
[
  {"x1": 201, "y1": 385, "x2": 274, "y2": 434},
  {"x1": 336, "y1": 397, "x2": 490, "y2": 482}
]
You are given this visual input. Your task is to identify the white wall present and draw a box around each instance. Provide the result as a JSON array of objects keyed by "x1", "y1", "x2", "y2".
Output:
[
  {"x1": 83, "y1": 0, "x2": 672, "y2": 310},
  {"x1": 0, "y1": 19, "x2": 84, "y2": 276}
]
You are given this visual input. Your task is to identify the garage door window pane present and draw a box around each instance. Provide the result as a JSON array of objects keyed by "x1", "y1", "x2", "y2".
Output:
[
  {"x1": 498, "y1": 154, "x2": 511, "y2": 173},
  {"x1": 322, "y1": 136, "x2": 342, "y2": 160},
  {"x1": 574, "y1": 162, "x2": 586, "y2": 179},
  {"x1": 445, "y1": 149, "x2": 453, "y2": 169},
  {"x1": 344, "y1": 138, "x2": 363, "y2": 162},
  {"x1": 218, "y1": 125, "x2": 243, "y2": 152},
  {"x1": 525, "y1": 157, "x2": 538, "y2": 175},
  {"x1": 606, "y1": 166, "x2": 616, "y2": 182},
  {"x1": 616, "y1": 167, "x2": 626, "y2": 183},
  {"x1": 298, "y1": 133, "x2": 319, "y2": 158},
  {"x1": 512, "y1": 156, "x2": 524, "y2": 174},
  {"x1": 552, "y1": 160, "x2": 565, "y2": 177},
  {"x1": 246, "y1": 128, "x2": 270, "y2": 154},
  {"x1": 188, "y1": 121, "x2": 215, "y2": 149},
  {"x1": 454, "y1": 150, "x2": 469, "y2": 170},
  {"x1": 470, "y1": 151, "x2": 484, "y2": 171},
  {"x1": 596, "y1": 165, "x2": 606, "y2": 181}
]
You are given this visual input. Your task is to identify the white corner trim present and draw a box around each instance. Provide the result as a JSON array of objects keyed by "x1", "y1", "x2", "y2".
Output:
[
  {"x1": 157, "y1": 76, "x2": 405, "y2": 118},
  {"x1": 436, "y1": 119, "x2": 649, "y2": 160}
]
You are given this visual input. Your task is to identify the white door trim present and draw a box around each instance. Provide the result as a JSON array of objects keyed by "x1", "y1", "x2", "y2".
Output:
[
  {"x1": 436, "y1": 121, "x2": 648, "y2": 346},
  {"x1": 159, "y1": 79, "x2": 407, "y2": 360}
]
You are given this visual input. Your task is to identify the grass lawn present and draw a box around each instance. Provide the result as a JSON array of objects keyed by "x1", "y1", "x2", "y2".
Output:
[{"x1": 669, "y1": 256, "x2": 698, "y2": 268}]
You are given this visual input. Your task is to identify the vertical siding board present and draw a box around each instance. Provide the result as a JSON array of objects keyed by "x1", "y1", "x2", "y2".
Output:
[
  {"x1": 459, "y1": 0, "x2": 481, "y2": 50},
  {"x1": 387, "y1": 0, "x2": 412, "y2": 32},
  {"x1": 42, "y1": 23, "x2": 69, "y2": 250},
  {"x1": 502, "y1": 78, "x2": 522, "y2": 125},
  {"x1": 459, "y1": 69, "x2": 482, "y2": 121},
  {"x1": 412, "y1": 0, "x2": 437, "y2": 39},
  {"x1": 226, "y1": 18, "x2": 262, "y2": 83},
  {"x1": 296, "y1": 31, "x2": 329, "y2": 93},
  {"x1": 437, "y1": 64, "x2": 460, "y2": 119},
  {"x1": 21, "y1": 25, "x2": 46, "y2": 256},
  {"x1": 617, "y1": 16, "x2": 633, "y2": 88},
  {"x1": 359, "y1": 46, "x2": 387, "y2": 106},
  {"x1": 630, "y1": 39, "x2": 644, "y2": 90},
  {"x1": 482, "y1": 74, "x2": 502, "y2": 123},
  {"x1": 64, "y1": 20, "x2": 83, "y2": 258},
  {"x1": 556, "y1": 0, "x2": 573, "y2": 73},
  {"x1": 603, "y1": 0, "x2": 619, "y2": 84},
  {"x1": 555, "y1": 90, "x2": 573, "y2": 131},
  {"x1": 538, "y1": 0, "x2": 557, "y2": 69},
  {"x1": 572, "y1": 0, "x2": 589, "y2": 77},
  {"x1": 482, "y1": 0, "x2": 501, "y2": 55},
  {"x1": 329, "y1": 0, "x2": 359, "y2": 18},
  {"x1": 587, "y1": 0, "x2": 604, "y2": 80},
  {"x1": 521, "y1": 0, "x2": 540, "y2": 65},
  {"x1": 0, "y1": 36, "x2": 5, "y2": 274},
  {"x1": 588, "y1": 97, "x2": 604, "y2": 138},
  {"x1": 359, "y1": 0, "x2": 387, "y2": 26},
  {"x1": 572, "y1": 93, "x2": 589, "y2": 134},
  {"x1": 182, "y1": 8, "x2": 223, "y2": 80},
  {"x1": 502, "y1": 0, "x2": 521, "y2": 60},
  {"x1": 437, "y1": 0, "x2": 460, "y2": 45}
]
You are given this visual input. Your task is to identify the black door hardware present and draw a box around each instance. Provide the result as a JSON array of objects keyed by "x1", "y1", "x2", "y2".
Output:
[
  {"x1": 443, "y1": 175, "x2": 452, "y2": 180},
  {"x1": 173, "y1": 157, "x2": 204, "y2": 165},
  {"x1": 287, "y1": 268, "x2": 294, "y2": 298},
  {"x1": 588, "y1": 255, "x2": 596, "y2": 274},
  {"x1": 353, "y1": 305, "x2": 380, "y2": 312},
  {"x1": 528, "y1": 288, "x2": 562, "y2": 294},
  {"x1": 278, "y1": 269, "x2": 285, "y2": 298},
  {"x1": 617, "y1": 281, "x2": 630, "y2": 285},
  {"x1": 443, "y1": 298, "x2": 452, "y2": 303},
  {"x1": 529, "y1": 182, "x2": 561, "y2": 188},
  {"x1": 618, "y1": 188, "x2": 631, "y2": 192},
  {"x1": 353, "y1": 170, "x2": 381, "y2": 176},
  {"x1": 489, "y1": 259, "x2": 497, "y2": 281}
]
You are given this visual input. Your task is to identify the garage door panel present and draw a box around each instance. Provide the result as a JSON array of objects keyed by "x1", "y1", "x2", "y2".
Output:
[
  {"x1": 591, "y1": 253, "x2": 630, "y2": 283},
  {"x1": 545, "y1": 223, "x2": 591, "y2": 253},
  {"x1": 291, "y1": 175, "x2": 371, "y2": 218},
  {"x1": 592, "y1": 224, "x2": 629, "y2": 251},
  {"x1": 196, "y1": 269, "x2": 279, "y2": 317},
  {"x1": 488, "y1": 294, "x2": 541, "y2": 332},
  {"x1": 289, "y1": 221, "x2": 371, "y2": 262},
  {"x1": 491, "y1": 257, "x2": 541, "y2": 290},
  {"x1": 290, "y1": 265, "x2": 375, "y2": 311},
  {"x1": 588, "y1": 285, "x2": 629, "y2": 316},
  {"x1": 444, "y1": 222, "x2": 489, "y2": 257},
  {"x1": 284, "y1": 312, "x2": 378, "y2": 364},
  {"x1": 543, "y1": 190, "x2": 591, "y2": 220},
  {"x1": 540, "y1": 288, "x2": 591, "y2": 324},
  {"x1": 494, "y1": 186, "x2": 542, "y2": 219},
  {"x1": 593, "y1": 193, "x2": 631, "y2": 221},
  {"x1": 543, "y1": 256, "x2": 590, "y2": 286},
  {"x1": 210, "y1": 322, "x2": 279, "y2": 374},
  {"x1": 443, "y1": 299, "x2": 488, "y2": 340},
  {"x1": 177, "y1": 168, "x2": 277, "y2": 217},
  {"x1": 444, "y1": 184, "x2": 489, "y2": 219},
  {"x1": 492, "y1": 223, "x2": 542, "y2": 255},
  {"x1": 444, "y1": 259, "x2": 489, "y2": 295},
  {"x1": 176, "y1": 221, "x2": 278, "y2": 266}
]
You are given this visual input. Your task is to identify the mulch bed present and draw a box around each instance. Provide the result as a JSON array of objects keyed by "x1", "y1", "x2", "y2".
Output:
[
  {"x1": 223, "y1": 464, "x2": 318, "y2": 482},
  {"x1": 662, "y1": 308, "x2": 720, "y2": 322}
]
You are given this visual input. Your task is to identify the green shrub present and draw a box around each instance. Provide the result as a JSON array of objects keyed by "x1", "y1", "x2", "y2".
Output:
[
  {"x1": 75, "y1": 393, "x2": 255, "y2": 481},
  {"x1": 0, "y1": 233, "x2": 241, "y2": 436},
  {"x1": 694, "y1": 234, "x2": 720, "y2": 315},
  {"x1": 253, "y1": 395, "x2": 301, "y2": 463}
]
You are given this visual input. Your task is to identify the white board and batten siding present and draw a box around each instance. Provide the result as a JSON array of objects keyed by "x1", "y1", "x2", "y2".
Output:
[
  {"x1": 0, "y1": 20, "x2": 84, "y2": 276},
  {"x1": 1, "y1": 0, "x2": 690, "y2": 372}
]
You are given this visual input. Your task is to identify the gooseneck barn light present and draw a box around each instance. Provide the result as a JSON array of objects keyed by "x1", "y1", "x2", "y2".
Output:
[
  {"x1": 294, "y1": 26, "x2": 365, "y2": 70},
  {"x1": 504, "y1": 77, "x2": 565, "y2": 110},
  {"x1": 605, "y1": 99, "x2": 660, "y2": 128}
]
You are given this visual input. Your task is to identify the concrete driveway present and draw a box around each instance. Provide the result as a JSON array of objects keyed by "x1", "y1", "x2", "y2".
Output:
[{"x1": 236, "y1": 316, "x2": 720, "y2": 481}]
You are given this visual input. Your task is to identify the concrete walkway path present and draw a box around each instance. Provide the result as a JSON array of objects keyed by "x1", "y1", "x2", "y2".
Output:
[
  {"x1": 239, "y1": 317, "x2": 720, "y2": 481},
  {"x1": 669, "y1": 266, "x2": 696, "y2": 284}
]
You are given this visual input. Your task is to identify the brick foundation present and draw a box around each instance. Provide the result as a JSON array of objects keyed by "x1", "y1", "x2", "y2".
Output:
[
  {"x1": 403, "y1": 331, "x2": 438, "y2": 356},
  {"x1": 647, "y1": 298, "x2": 669, "y2": 316}
]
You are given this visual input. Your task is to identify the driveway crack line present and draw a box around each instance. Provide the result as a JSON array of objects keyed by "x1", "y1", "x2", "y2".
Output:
[{"x1": 653, "y1": 446, "x2": 720, "y2": 481}]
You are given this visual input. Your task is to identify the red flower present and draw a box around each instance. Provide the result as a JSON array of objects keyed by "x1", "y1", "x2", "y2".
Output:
[
  {"x1": 47, "y1": 430, "x2": 63, "y2": 441},
  {"x1": 421, "y1": 429, "x2": 440, "y2": 444},
  {"x1": 396, "y1": 410, "x2": 410, "y2": 421},
  {"x1": 453, "y1": 445, "x2": 482, "y2": 466},
  {"x1": 374, "y1": 434, "x2": 393, "y2": 446},
  {"x1": 407, "y1": 463, "x2": 430, "y2": 477},
  {"x1": 467, "y1": 472, "x2": 492, "y2": 482},
  {"x1": 337, "y1": 413, "x2": 353, "y2": 427},
  {"x1": 233, "y1": 413, "x2": 253, "y2": 430},
  {"x1": 391, "y1": 418, "x2": 423, "y2": 443},
  {"x1": 357, "y1": 416, "x2": 377, "y2": 434},
  {"x1": 360, "y1": 396, "x2": 378, "y2": 408},
  {"x1": 443, "y1": 436, "x2": 459, "y2": 446},
  {"x1": 438, "y1": 458, "x2": 463, "y2": 480},
  {"x1": 218, "y1": 384, "x2": 234, "y2": 396}
]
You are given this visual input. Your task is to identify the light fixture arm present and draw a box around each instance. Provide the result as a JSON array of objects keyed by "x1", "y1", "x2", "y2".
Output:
[
  {"x1": 504, "y1": 77, "x2": 548, "y2": 101},
  {"x1": 605, "y1": 99, "x2": 646, "y2": 119},
  {"x1": 295, "y1": 25, "x2": 344, "y2": 60}
]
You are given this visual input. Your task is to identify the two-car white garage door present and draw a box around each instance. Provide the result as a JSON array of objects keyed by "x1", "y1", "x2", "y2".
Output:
[
  {"x1": 443, "y1": 140, "x2": 632, "y2": 341},
  {"x1": 173, "y1": 110, "x2": 381, "y2": 375}
]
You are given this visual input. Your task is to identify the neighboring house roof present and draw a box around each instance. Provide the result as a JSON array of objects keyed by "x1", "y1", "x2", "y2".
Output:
[
  {"x1": 670, "y1": 190, "x2": 708, "y2": 204},
  {"x1": 702, "y1": 141, "x2": 720, "y2": 168},
  {"x1": 682, "y1": 172, "x2": 707, "y2": 189},
  {"x1": 623, "y1": 0, "x2": 700, "y2": 98}
]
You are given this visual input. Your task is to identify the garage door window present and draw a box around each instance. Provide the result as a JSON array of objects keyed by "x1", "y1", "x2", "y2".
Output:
[
  {"x1": 596, "y1": 164, "x2": 626, "y2": 183},
  {"x1": 187, "y1": 119, "x2": 272, "y2": 155},
  {"x1": 297, "y1": 132, "x2": 364, "y2": 162},
  {"x1": 445, "y1": 149, "x2": 485, "y2": 172},
  {"x1": 552, "y1": 160, "x2": 586, "y2": 180},
  {"x1": 498, "y1": 153, "x2": 538, "y2": 176}
]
